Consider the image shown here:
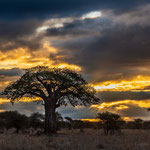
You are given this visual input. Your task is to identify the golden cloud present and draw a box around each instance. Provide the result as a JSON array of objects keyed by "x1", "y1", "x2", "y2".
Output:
[
  {"x1": 0, "y1": 42, "x2": 81, "y2": 71},
  {"x1": 91, "y1": 99, "x2": 150, "y2": 110},
  {"x1": 81, "y1": 117, "x2": 132, "y2": 122},
  {"x1": 0, "y1": 97, "x2": 42, "y2": 104},
  {"x1": 92, "y1": 75, "x2": 150, "y2": 91},
  {"x1": 81, "y1": 118, "x2": 100, "y2": 122}
]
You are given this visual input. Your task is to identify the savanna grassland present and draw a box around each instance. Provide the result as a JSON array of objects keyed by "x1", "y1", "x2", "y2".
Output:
[{"x1": 0, "y1": 129, "x2": 149, "y2": 150}]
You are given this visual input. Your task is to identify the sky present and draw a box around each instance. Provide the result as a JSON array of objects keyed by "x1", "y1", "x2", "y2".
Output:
[{"x1": 0, "y1": 0, "x2": 150, "y2": 121}]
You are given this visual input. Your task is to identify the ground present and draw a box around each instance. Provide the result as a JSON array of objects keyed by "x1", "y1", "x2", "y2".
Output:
[{"x1": 0, "y1": 129, "x2": 149, "y2": 150}]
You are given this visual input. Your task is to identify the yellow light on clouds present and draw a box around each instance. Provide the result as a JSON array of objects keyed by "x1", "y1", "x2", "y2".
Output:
[
  {"x1": 91, "y1": 99, "x2": 150, "y2": 110},
  {"x1": 81, "y1": 118, "x2": 100, "y2": 122},
  {"x1": 92, "y1": 75, "x2": 150, "y2": 91},
  {"x1": 0, "y1": 42, "x2": 81, "y2": 72},
  {"x1": 0, "y1": 97, "x2": 42, "y2": 104},
  {"x1": 56, "y1": 63, "x2": 82, "y2": 71},
  {"x1": 115, "y1": 105, "x2": 129, "y2": 110}
]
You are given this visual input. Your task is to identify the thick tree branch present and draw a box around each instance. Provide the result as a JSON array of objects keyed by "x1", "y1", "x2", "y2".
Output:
[{"x1": 36, "y1": 75, "x2": 51, "y2": 96}]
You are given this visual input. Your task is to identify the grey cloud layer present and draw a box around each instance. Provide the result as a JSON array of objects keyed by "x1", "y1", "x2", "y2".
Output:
[
  {"x1": 98, "y1": 91, "x2": 150, "y2": 102},
  {"x1": 47, "y1": 5, "x2": 150, "y2": 82},
  {"x1": 0, "y1": 68, "x2": 24, "y2": 77},
  {"x1": 0, "y1": 20, "x2": 44, "y2": 51}
]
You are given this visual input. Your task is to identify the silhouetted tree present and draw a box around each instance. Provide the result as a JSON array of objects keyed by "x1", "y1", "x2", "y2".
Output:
[
  {"x1": 125, "y1": 121, "x2": 135, "y2": 129},
  {"x1": 0, "y1": 118, "x2": 5, "y2": 131},
  {"x1": 0, "y1": 111, "x2": 28, "y2": 133},
  {"x1": 55, "y1": 112, "x2": 63, "y2": 130},
  {"x1": 73, "y1": 120, "x2": 85, "y2": 132},
  {"x1": 2, "y1": 66, "x2": 99, "y2": 134},
  {"x1": 97, "y1": 111, "x2": 124, "y2": 136},
  {"x1": 65, "y1": 117, "x2": 73, "y2": 130},
  {"x1": 29, "y1": 112, "x2": 44, "y2": 130},
  {"x1": 133, "y1": 118, "x2": 143, "y2": 129},
  {"x1": 56, "y1": 112, "x2": 63, "y2": 122},
  {"x1": 143, "y1": 121, "x2": 150, "y2": 130}
]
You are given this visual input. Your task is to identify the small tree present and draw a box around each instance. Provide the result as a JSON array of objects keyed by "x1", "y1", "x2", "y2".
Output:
[
  {"x1": 97, "y1": 111, "x2": 124, "y2": 136},
  {"x1": 0, "y1": 111, "x2": 28, "y2": 133},
  {"x1": 73, "y1": 120, "x2": 85, "y2": 132},
  {"x1": 2, "y1": 66, "x2": 99, "y2": 134},
  {"x1": 56, "y1": 112, "x2": 63, "y2": 130},
  {"x1": 133, "y1": 118, "x2": 143, "y2": 129},
  {"x1": 65, "y1": 117, "x2": 73, "y2": 130},
  {"x1": 29, "y1": 112, "x2": 44, "y2": 130}
]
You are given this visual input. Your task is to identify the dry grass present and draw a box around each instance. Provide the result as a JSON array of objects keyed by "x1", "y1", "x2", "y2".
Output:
[{"x1": 0, "y1": 129, "x2": 149, "y2": 150}]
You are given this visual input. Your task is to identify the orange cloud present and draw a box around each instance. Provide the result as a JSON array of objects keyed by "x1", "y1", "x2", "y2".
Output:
[
  {"x1": 122, "y1": 117, "x2": 133, "y2": 121},
  {"x1": 92, "y1": 75, "x2": 150, "y2": 91},
  {"x1": 0, "y1": 97, "x2": 42, "y2": 104},
  {"x1": 81, "y1": 117, "x2": 132, "y2": 122},
  {"x1": 91, "y1": 99, "x2": 150, "y2": 110},
  {"x1": 56, "y1": 63, "x2": 82, "y2": 71},
  {"x1": 0, "y1": 42, "x2": 81, "y2": 71},
  {"x1": 81, "y1": 118, "x2": 100, "y2": 122}
]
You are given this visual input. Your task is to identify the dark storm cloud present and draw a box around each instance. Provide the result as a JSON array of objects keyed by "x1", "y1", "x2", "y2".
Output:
[
  {"x1": 0, "y1": 0, "x2": 149, "y2": 51},
  {"x1": 0, "y1": 0, "x2": 149, "y2": 20},
  {"x1": 118, "y1": 105, "x2": 149, "y2": 118},
  {"x1": 98, "y1": 91, "x2": 150, "y2": 102},
  {"x1": 0, "y1": 102, "x2": 44, "y2": 116},
  {"x1": 0, "y1": 68, "x2": 24, "y2": 77},
  {"x1": 46, "y1": 19, "x2": 101, "y2": 37},
  {"x1": 51, "y1": 22, "x2": 150, "y2": 82},
  {"x1": 58, "y1": 106, "x2": 98, "y2": 119},
  {"x1": 0, "y1": 20, "x2": 43, "y2": 51}
]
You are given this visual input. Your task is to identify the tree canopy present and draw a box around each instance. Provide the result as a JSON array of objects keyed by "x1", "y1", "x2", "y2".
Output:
[
  {"x1": 2, "y1": 66, "x2": 99, "y2": 107},
  {"x1": 97, "y1": 111, "x2": 124, "y2": 135}
]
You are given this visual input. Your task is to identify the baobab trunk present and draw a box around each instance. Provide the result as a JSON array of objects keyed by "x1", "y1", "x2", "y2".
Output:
[{"x1": 44, "y1": 98, "x2": 57, "y2": 134}]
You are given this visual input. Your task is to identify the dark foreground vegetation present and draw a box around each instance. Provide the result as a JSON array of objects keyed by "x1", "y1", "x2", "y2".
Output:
[
  {"x1": 0, "y1": 129, "x2": 149, "y2": 150},
  {"x1": 0, "y1": 111, "x2": 150, "y2": 135},
  {"x1": 0, "y1": 111, "x2": 149, "y2": 149}
]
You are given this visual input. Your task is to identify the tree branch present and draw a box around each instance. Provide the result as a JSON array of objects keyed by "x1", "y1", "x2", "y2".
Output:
[{"x1": 36, "y1": 75, "x2": 51, "y2": 97}]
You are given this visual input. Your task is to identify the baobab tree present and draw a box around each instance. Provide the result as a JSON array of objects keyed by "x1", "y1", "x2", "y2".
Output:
[{"x1": 2, "y1": 66, "x2": 99, "y2": 134}]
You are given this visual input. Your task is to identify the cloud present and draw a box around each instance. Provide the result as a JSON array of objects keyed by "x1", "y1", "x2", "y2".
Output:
[
  {"x1": 0, "y1": 20, "x2": 44, "y2": 51},
  {"x1": 0, "y1": 0, "x2": 149, "y2": 20},
  {"x1": 0, "y1": 68, "x2": 24, "y2": 76},
  {"x1": 0, "y1": 102, "x2": 44, "y2": 116},
  {"x1": 118, "y1": 105, "x2": 149, "y2": 118},
  {"x1": 91, "y1": 99, "x2": 150, "y2": 119},
  {"x1": 97, "y1": 91, "x2": 150, "y2": 102},
  {"x1": 50, "y1": 21, "x2": 150, "y2": 82},
  {"x1": 112, "y1": 4, "x2": 150, "y2": 26},
  {"x1": 46, "y1": 19, "x2": 95, "y2": 37}
]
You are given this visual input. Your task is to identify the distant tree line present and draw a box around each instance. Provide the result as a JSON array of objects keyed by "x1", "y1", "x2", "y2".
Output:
[{"x1": 0, "y1": 110, "x2": 149, "y2": 136}]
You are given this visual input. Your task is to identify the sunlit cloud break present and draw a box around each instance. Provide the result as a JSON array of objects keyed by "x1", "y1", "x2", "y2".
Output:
[
  {"x1": 91, "y1": 99, "x2": 150, "y2": 110},
  {"x1": 82, "y1": 11, "x2": 102, "y2": 19},
  {"x1": 92, "y1": 75, "x2": 150, "y2": 91}
]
